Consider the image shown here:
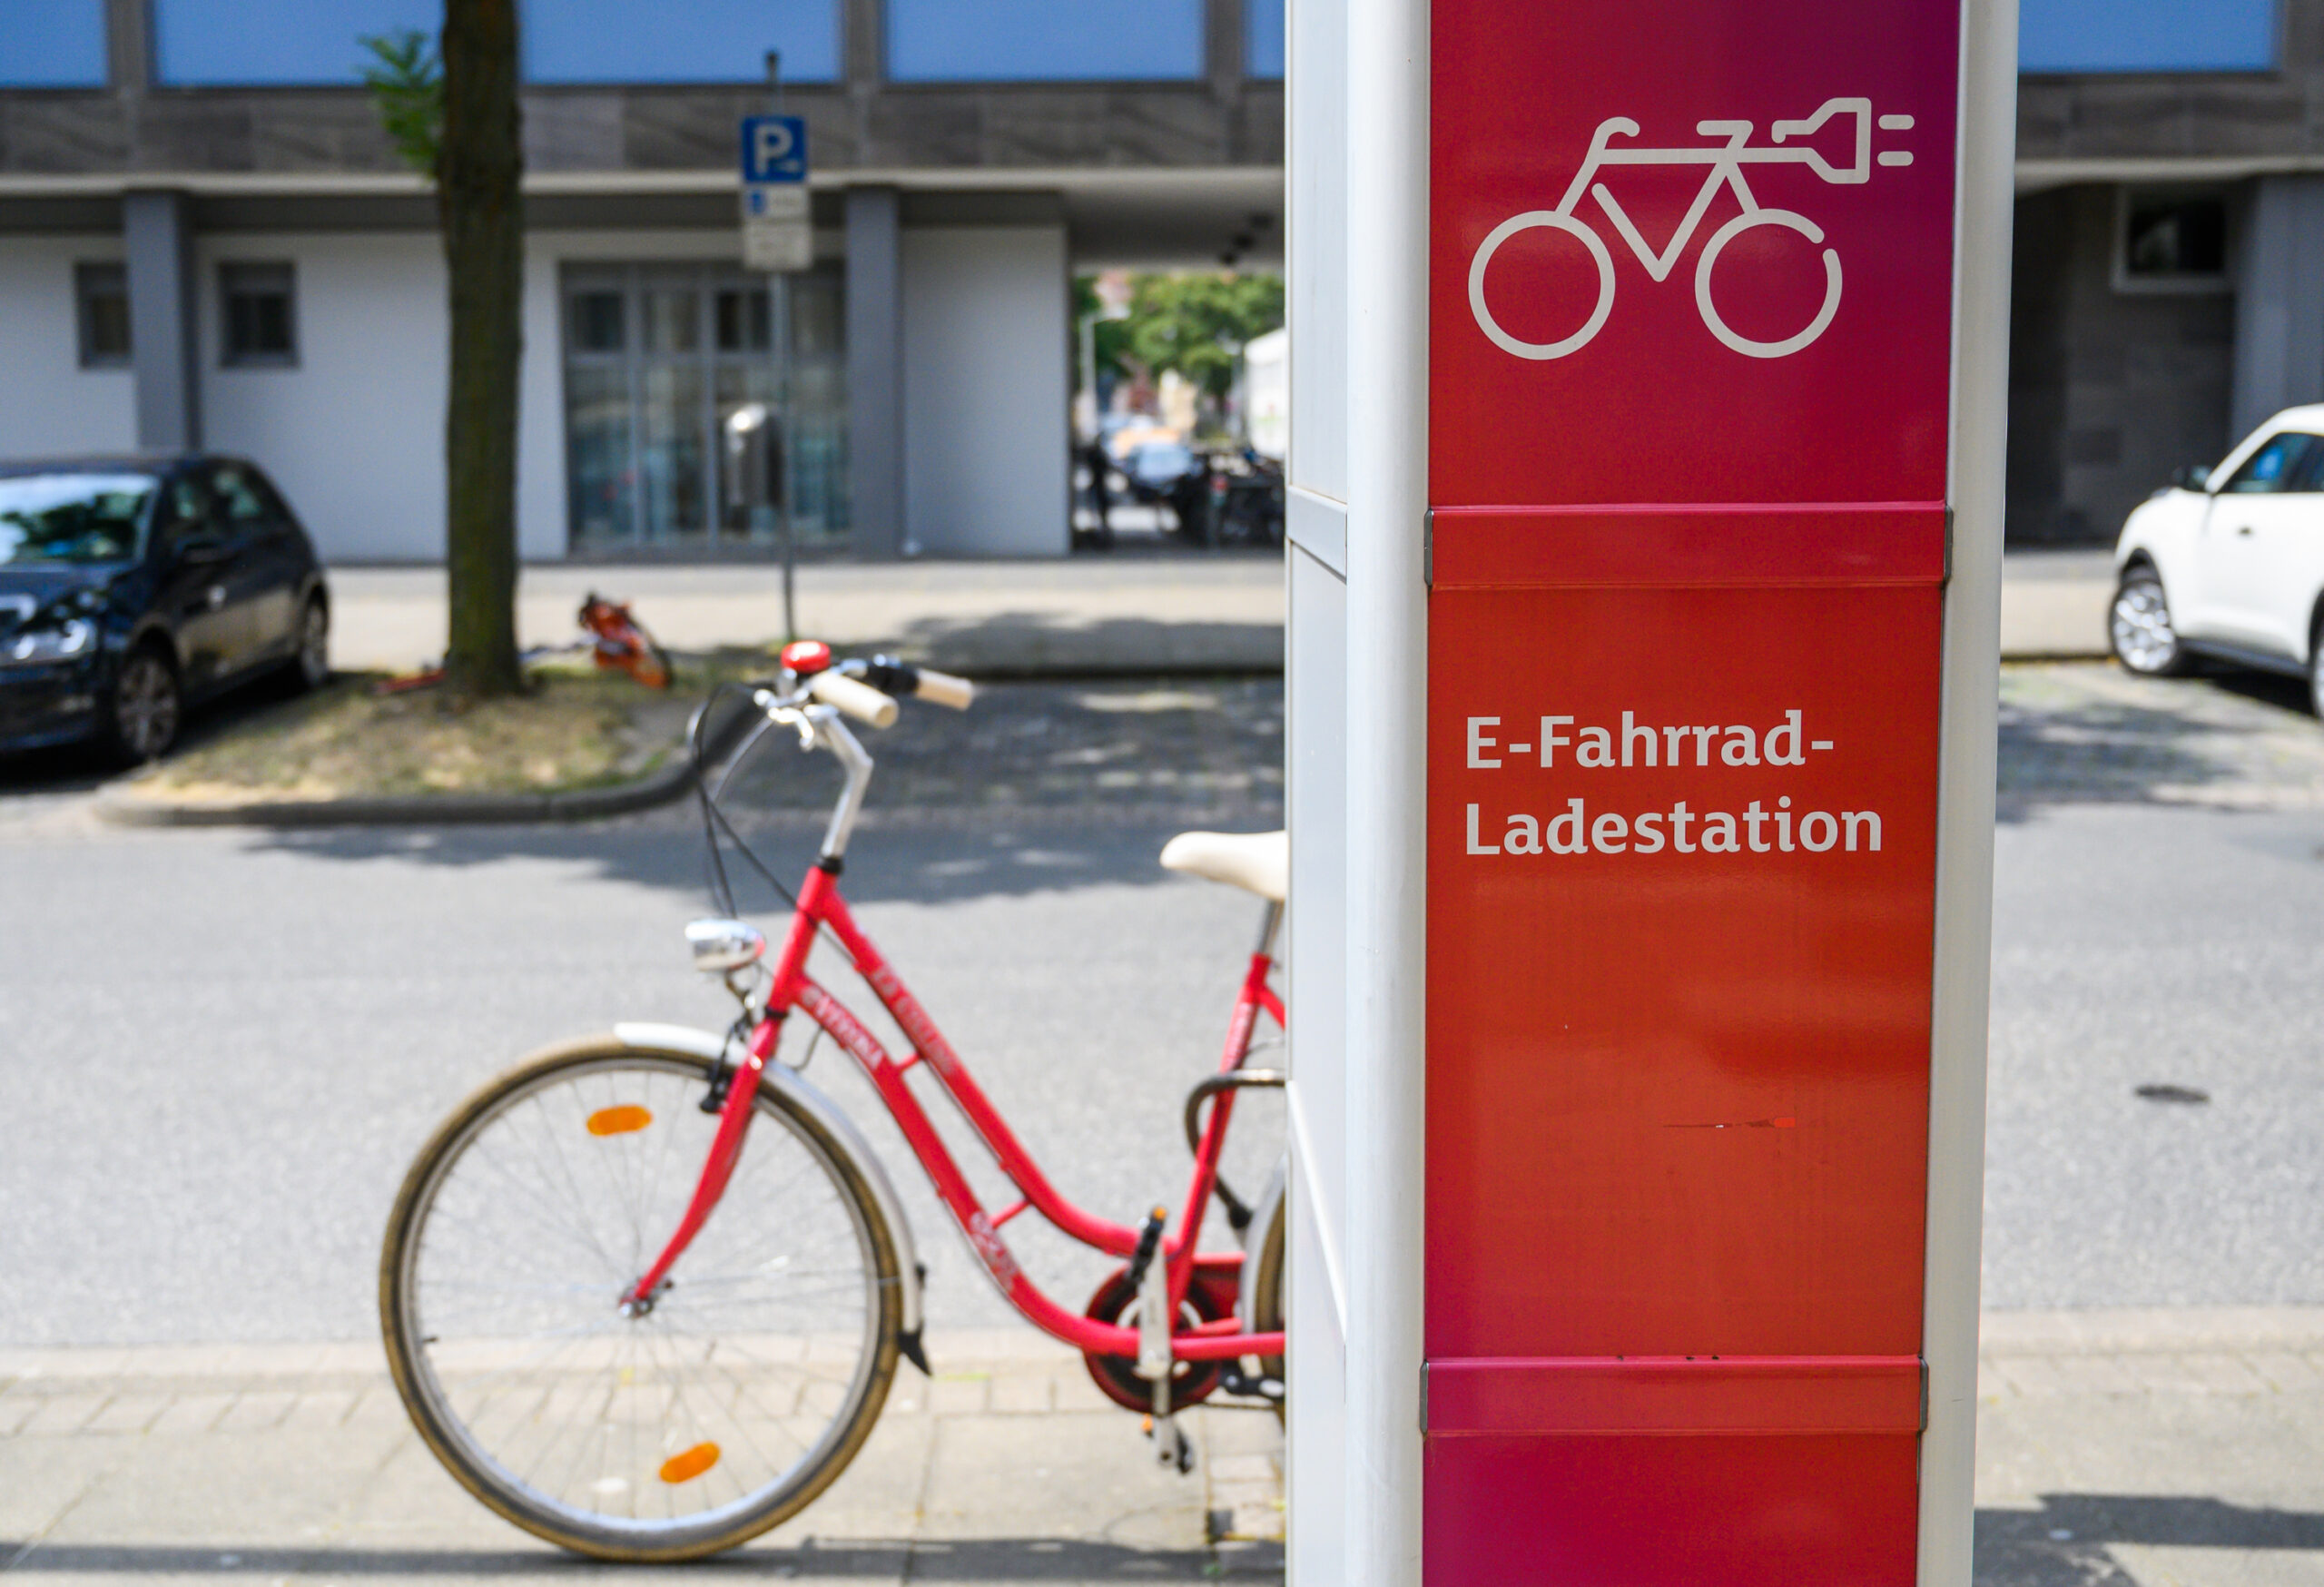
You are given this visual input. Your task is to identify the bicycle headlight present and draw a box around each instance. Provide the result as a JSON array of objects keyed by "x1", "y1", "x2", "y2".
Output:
[{"x1": 4, "y1": 617, "x2": 95, "y2": 665}]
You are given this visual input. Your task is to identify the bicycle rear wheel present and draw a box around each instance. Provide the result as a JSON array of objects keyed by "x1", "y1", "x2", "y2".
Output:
[{"x1": 381, "y1": 1040, "x2": 901, "y2": 1562}]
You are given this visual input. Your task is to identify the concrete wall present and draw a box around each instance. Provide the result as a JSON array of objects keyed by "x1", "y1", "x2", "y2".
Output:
[
  {"x1": 2005, "y1": 184, "x2": 2236, "y2": 546},
  {"x1": 900, "y1": 225, "x2": 1070, "y2": 557},
  {"x1": 0, "y1": 235, "x2": 136, "y2": 460},
  {"x1": 194, "y1": 232, "x2": 446, "y2": 564}
]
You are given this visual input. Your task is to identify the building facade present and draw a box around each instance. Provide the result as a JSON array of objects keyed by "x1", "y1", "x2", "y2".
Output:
[
  {"x1": 2014, "y1": 0, "x2": 2324, "y2": 543},
  {"x1": 0, "y1": 0, "x2": 2317, "y2": 557},
  {"x1": 0, "y1": 0, "x2": 1282, "y2": 562}
]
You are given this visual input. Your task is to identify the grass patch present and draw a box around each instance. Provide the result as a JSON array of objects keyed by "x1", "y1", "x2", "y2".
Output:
[{"x1": 121, "y1": 653, "x2": 773, "y2": 805}]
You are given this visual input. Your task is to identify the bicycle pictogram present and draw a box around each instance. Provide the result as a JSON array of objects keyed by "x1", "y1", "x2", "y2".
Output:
[{"x1": 1467, "y1": 96, "x2": 1917, "y2": 361}]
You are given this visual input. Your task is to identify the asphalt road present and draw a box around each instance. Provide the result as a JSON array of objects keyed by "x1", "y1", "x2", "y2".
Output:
[{"x1": 3, "y1": 664, "x2": 2322, "y2": 1347}]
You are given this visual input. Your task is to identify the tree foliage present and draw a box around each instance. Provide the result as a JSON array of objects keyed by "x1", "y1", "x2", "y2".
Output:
[
  {"x1": 359, "y1": 28, "x2": 444, "y2": 176},
  {"x1": 1078, "y1": 271, "x2": 1285, "y2": 399}
]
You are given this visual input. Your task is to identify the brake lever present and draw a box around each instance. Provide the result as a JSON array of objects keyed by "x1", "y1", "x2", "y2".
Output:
[{"x1": 752, "y1": 688, "x2": 820, "y2": 750}]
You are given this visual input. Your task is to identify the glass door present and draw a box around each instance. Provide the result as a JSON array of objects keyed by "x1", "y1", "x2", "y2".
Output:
[{"x1": 563, "y1": 262, "x2": 851, "y2": 555}]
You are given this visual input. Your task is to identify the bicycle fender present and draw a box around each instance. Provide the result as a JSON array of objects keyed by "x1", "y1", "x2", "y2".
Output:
[
  {"x1": 611, "y1": 1021, "x2": 925, "y2": 1340},
  {"x1": 1238, "y1": 1157, "x2": 1289, "y2": 1333}
]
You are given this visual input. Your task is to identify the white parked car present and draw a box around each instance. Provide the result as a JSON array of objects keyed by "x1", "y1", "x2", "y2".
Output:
[{"x1": 2113, "y1": 402, "x2": 2324, "y2": 711}]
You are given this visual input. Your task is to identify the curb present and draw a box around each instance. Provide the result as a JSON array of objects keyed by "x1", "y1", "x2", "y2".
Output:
[{"x1": 94, "y1": 691, "x2": 758, "y2": 832}]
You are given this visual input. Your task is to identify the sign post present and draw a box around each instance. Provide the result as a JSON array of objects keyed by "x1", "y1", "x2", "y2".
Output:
[{"x1": 1281, "y1": 0, "x2": 2014, "y2": 1582}]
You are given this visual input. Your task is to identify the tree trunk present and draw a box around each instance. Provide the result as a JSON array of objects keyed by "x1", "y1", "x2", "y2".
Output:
[{"x1": 438, "y1": 0, "x2": 523, "y2": 699}]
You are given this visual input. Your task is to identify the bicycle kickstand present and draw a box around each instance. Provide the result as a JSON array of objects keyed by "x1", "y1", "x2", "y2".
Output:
[{"x1": 1128, "y1": 1207, "x2": 1194, "y2": 1475}]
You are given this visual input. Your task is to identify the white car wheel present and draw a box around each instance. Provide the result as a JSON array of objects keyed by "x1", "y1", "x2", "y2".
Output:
[{"x1": 2111, "y1": 568, "x2": 2188, "y2": 676}]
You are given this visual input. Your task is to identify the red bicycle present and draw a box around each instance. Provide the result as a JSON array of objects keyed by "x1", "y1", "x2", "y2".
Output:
[{"x1": 379, "y1": 643, "x2": 1288, "y2": 1561}]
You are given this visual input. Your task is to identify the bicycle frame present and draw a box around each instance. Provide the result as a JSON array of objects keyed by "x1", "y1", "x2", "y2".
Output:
[{"x1": 626, "y1": 697, "x2": 1288, "y2": 1370}]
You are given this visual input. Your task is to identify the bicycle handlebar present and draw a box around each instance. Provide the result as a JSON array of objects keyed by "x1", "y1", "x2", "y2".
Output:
[{"x1": 806, "y1": 670, "x2": 899, "y2": 728}]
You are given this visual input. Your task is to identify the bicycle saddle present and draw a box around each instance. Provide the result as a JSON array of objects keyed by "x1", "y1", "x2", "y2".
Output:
[{"x1": 1158, "y1": 829, "x2": 1287, "y2": 902}]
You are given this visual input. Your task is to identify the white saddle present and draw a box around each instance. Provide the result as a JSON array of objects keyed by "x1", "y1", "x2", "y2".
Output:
[{"x1": 1158, "y1": 829, "x2": 1287, "y2": 903}]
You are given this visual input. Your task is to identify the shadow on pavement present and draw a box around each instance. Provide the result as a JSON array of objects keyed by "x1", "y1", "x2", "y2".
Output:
[
  {"x1": 882, "y1": 612, "x2": 1282, "y2": 678},
  {"x1": 0, "y1": 1537, "x2": 1280, "y2": 1581},
  {"x1": 1995, "y1": 663, "x2": 2324, "y2": 823},
  {"x1": 230, "y1": 676, "x2": 1283, "y2": 908},
  {"x1": 1977, "y1": 1494, "x2": 2324, "y2": 1585},
  {"x1": 244, "y1": 817, "x2": 1269, "y2": 911}
]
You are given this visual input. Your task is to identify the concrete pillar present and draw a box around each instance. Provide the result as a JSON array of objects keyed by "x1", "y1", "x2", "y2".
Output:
[
  {"x1": 2232, "y1": 174, "x2": 2324, "y2": 439},
  {"x1": 123, "y1": 189, "x2": 201, "y2": 452},
  {"x1": 1209, "y1": 0, "x2": 1248, "y2": 94},
  {"x1": 846, "y1": 185, "x2": 905, "y2": 558}
]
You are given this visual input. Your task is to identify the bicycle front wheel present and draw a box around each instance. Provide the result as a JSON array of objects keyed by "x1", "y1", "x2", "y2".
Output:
[{"x1": 380, "y1": 1040, "x2": 901, "y2": 1562}]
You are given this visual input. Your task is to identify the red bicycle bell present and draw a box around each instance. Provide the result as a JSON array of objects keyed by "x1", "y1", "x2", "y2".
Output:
[{"x1": 780, "y1": 639, "x2": 832, "y2": 676}]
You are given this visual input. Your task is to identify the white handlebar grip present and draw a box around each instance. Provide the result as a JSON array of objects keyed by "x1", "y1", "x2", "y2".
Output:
[
  {"x1": 807, "y1": 671, "x2": 899, "y2": 728},
  {"x1": 913, "y1": 667, "x2": 976, "y2": 709}
]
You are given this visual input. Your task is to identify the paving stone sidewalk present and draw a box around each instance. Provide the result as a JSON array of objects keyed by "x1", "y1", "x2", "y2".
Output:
[
  {"x1": 0, "y1": 1333, "x2": 1284, "y2": 1586},
  {"x1": 1976, "y1": 1308, "x2": 2324, "y2": 1587},
  {"x1": 10, "y1": 1309, "x2": 2324, "y2": 1586}
]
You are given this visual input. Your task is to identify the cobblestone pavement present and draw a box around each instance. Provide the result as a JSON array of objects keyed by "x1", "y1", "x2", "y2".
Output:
[
  {"x1": 0, "y1": 1335, "x2": 1284, "y2": 1585},
  {"x1": 1976, "y1": 1309, "x2": 2324, "y2": 1587},
  {"x1": 2000, "y1": 662, "x2": 2324, "y2": 815}
]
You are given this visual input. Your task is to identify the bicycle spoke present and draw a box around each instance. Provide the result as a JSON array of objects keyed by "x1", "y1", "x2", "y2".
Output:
[{"x1": 390, "y1": 1053, "x2": 888, "y2": 1553}]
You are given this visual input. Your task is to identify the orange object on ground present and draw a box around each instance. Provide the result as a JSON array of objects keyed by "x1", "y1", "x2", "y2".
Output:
[{"x1": 580, "y1": 594, "x2": 672, "y2": 690}]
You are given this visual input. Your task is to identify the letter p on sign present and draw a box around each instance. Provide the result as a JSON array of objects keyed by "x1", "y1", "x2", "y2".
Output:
[{"x1": 741, "y1": 115, "x2": 807, "y2": 184}]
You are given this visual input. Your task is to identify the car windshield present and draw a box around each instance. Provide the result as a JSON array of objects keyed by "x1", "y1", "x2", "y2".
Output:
[{"x1": 0, "y1": 472, "x2": 156, "y2": 565}]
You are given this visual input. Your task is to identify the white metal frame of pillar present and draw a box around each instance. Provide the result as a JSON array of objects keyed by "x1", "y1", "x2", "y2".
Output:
[
  {"x1": 1336, "y1": 0, "x2": 1428, "y2": 1582},
  {"x1": 1922, "y1": 2, "x2": 2016, "y2": 1582}
]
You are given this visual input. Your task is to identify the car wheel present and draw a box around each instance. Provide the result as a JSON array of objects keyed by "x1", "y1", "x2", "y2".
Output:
[
  {"x1": 2111, "y1": 567, "x2": 2190, "y2": 676},
  {"x1": 104, "y1": 646, "x2": 181, "y2": 764},
  {"x1": 2309, "y1": 624, "x2": 2324, "y2": 721},
  {"x1": 288, "y1": 594, "x2": 330, "y2": 692}
]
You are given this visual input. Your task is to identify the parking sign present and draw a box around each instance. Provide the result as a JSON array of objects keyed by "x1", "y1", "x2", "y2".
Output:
[
  {"x1": 739, "y1": 115, "x2": 811, "y2": 271},
  {"x1": 741, "y1": 115, "x2": 807, "y2": 184}
]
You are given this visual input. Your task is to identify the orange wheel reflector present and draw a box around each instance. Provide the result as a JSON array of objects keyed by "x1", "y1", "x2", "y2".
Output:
[
  {"x1": 586, "y1": 1105, "x2": 653, "y2": 1137},
  {"x1": 659, "y1": 1443, "x2": 721, "y2": 1484}
]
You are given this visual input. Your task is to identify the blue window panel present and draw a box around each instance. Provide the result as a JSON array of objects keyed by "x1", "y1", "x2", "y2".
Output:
[
  {"x1": 888, "y1": 0, "x2": 1202, "y2": 82},
  {"x1": 153, "y1": 0, "x2": 434, "y2": 85},
  {"x1": 0, "y1": 0, "x2": 108, "y2": 88},
  {"x1": 527, "y1": 0, "x2": 837, "y2": 84},
  {"x1": 1248, "y1": 0, "x2": 1284, "y2": 79},
  {"x1": 2020, "y1": 0, "x2": 2276, "y2": 72}
]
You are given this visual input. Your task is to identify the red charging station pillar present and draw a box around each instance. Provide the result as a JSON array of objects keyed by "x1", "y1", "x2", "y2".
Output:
[{"x1": 1287, "y1": 0, "x2": 2016, "y2": 1582}]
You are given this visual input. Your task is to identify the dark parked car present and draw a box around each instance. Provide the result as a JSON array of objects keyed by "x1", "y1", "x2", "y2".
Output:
[{"x1": 0, "y1": 455, "x2": 329, "y2": 763}]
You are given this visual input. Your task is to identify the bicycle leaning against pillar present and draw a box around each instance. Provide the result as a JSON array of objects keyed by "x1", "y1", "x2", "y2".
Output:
[{"x1": 379, "y1": 642, "x2": 1289, "y2": 1561}]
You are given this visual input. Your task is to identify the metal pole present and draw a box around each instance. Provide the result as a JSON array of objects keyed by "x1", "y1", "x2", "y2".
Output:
[
  {"x1": 1342, "y1": 0, "x2": 1428, "y2": 1576},
  {"x1": 1918, "y1": 3, "x2": 2017, "y2": 1582},
  {"x1": 766, "y1": 49, "x2": 797, "y2": 643}
]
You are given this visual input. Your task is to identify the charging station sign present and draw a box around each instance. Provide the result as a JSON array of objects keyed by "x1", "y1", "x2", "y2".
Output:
[{"x1": 1424, "y1": 2, "x2": 1962, "y2": 1582}]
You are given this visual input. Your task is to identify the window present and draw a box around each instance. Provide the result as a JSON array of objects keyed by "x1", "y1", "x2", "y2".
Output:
[
  {"x1": 208, "y1": 464, "x2": 281, "y2": 523},
  {"x1": 1248, "y1": 0, "x2": 1285, "y2": 80},
  {"x1": 0, "y1": 0, "x2": 108, "y2": 87},
  {"x1": 2221, "y1": 432, "x2": 2323, "y2": 493},
  {"x1": 153, "y1": 0, "x2": 434, "y2": 85},
  {"x1": 2020, "y1": 0, "x2": 2276, "y2": 73},
  {"x1": 887, "y1": 0, "x2": 1203, "y2": 82},
  {"x1": 75, "y1": 264, "x2": 131, "y2": 369},
  {"x1": 561, "y1": 263, "x2": 849, "y2": 554},
  {"x1": 527, "y1": 0, "x2": 837, "y2": 83},
  {"x1": 221, "y1": 264, "x2": 298, "y2": 368},
  {"x1": 2119, "y1": 193, "x2": 2230, "y2": 290}
]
